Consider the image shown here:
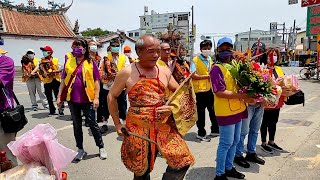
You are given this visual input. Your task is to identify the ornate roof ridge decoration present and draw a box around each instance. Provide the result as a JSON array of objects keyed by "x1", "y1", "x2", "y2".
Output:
[
  {"x1": 157, "y1": 23, "x2": 184, "y2": 54},
  {"x1": 0, "y1": 0, "x2": 73, "y2": 15}
]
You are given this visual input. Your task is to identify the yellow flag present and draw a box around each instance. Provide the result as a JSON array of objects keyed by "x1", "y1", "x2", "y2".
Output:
[{"x1": 166, "y1": 73, "x2": 198, "y2": 136}]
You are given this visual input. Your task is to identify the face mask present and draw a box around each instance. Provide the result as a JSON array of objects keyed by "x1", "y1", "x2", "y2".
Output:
[
  {"x1": 273, "y1": 56, "x2": 278, "y2": 64},
  {"x1": 218, "y1": 50, "x2": 234, "y2": 60},
  {"x1": 111, "y1": 46, "x2": 120, "y2": 53},
  {"x1": 73, "y1": 48, "x2": 84, "y2": 58},
  {"x1": 42, "y1": 51, "x2": 49, "y2": 57},
  {"x1": 27, "y1": 54, "x2": 35, "y2": 59},
  {"x1": 89, "y1": 45, "x2": 98, "y2": 53},
  {"x1": 201, "y1": 50, "x2": 212, "y2": 57},
  {"x1": 124, "y1": 53, "x2": 131, "y2": 57}
]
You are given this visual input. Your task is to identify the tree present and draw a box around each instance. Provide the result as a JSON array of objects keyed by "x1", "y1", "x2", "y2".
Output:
[{"x1": 81, "y1": 28, "x2": 111, "y2": 37}]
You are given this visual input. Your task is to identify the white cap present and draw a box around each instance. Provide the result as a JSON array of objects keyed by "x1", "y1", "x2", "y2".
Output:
[{"x1": 27, "y1": 49, "x2": 35, "y2": 53}]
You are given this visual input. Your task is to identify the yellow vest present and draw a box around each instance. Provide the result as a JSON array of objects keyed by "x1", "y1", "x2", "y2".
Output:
[
  {"x1": 157, "y1": 59, "x2": 169, "y2": 68},
  {"x1": 33, "y1": 58, "x2": 39, "y2": 67},
  {"x1": 192, "y1": 56, "x2": 213, "y2": 93},
  {"x1": 274, "y1": 66, "x2": 284, "y2": 78},
  {"x1": 40, "y1": 57, "x2": 60, "y2": 84},
  {"x1": 64, "y1": 53, "x2": 95, "y2": 102},
  {"x1": 107, "y1": 53, "x2": 127, "y2": 71},
  {"x1": 214, "y1": 64, "x2": 247, "y2": 117}
]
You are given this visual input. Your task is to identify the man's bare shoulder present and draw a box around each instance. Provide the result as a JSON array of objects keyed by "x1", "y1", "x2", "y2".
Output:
[
  {"x1": 158, "y1": 65, "x2": 171, "y2": 76},
  {"x1": 118, "y1": 64, "x2": 134, "y2": 77}
]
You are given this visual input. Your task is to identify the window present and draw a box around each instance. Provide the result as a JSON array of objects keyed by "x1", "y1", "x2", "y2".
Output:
[
  {"x1": 301, "y1": 37, "x2": 304, "y2": 44},
  {"x1": 178, "y1": 14, "x2": 188, "y2": 21},
  {"x1": 135, "y1": 32, "x2": 139, "y2": 37},
  {"x1": 129, "y1": 33, "x2": 133, "y2": 37},
  {"x1": 241, "y1": 38, "x2": 248, "y2": 41}
]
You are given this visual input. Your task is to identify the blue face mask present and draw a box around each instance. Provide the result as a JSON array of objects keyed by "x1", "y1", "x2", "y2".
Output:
[
  {"x1": 111, "y1": 46, "x2": 120, "y2": 53},
  {"x1": 42, "y1": 51, "x2": 49, "y2": 57},
  {"x1": 218, "y1": 50, "x2": 234, "y2": 60}
]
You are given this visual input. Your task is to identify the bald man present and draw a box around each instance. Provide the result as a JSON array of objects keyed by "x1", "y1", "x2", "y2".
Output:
[
  {"x1": 157, "y1": 42, "x2": 172, "y2": 68},
  {"x1": 108, "y1": 35, "x2": 194, "y2": 180}
]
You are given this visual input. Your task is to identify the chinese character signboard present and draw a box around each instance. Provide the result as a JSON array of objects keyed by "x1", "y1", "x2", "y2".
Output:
[
  {"x1": 302, "y1": 0, "x2": 320, "y2": 7},
  {"x1": 307, "y1": 5, "x2": 320, "y2": 36}
]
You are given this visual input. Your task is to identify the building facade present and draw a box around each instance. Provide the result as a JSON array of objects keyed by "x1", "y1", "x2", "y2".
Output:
[
  {"x1": 127, "y1": 7, "x2": 190, "y2": 46},
  {"x1": 234, "y1": 30, "x2": 283, "y2": 52}
]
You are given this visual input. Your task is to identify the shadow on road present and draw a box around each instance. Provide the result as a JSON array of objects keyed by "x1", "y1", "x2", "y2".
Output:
[
  {"x1": 31, "y1": 112, "x2": 50, "y2": 119},
  {"x1": 236, "y1": 162, "x2": 261, "y2": 174},
  {"x1": 186, "y1": 167, "x2": 216, "y2": 180},
  {"x1": 56, "y1": 115, "x2": 72, "y2": 122},
  {"x1": 72, "y1": 153, "x2": 99, "y2": 164},
  {"x1": 184, "y1": 132, "x2": 201, "y2": 143}
]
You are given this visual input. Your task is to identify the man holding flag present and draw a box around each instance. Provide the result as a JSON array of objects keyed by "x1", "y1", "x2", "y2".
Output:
[{"x1": 108, "y1": 34, "x2": 194, "y2": 179}]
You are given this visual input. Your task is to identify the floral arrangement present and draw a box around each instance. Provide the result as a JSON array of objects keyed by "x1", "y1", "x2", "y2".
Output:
[{"x1": 223, "y1": 59, "x2": 281, "y2": 107}]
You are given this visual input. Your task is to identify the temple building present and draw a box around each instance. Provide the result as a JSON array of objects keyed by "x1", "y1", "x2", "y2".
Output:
[{"x1": 0, "y1": 0, "x2": 78, "y2": 65}]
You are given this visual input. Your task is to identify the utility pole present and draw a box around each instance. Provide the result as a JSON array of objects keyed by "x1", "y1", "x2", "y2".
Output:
[
  {"x1": 283, "y1": 23, "x2": 286, "y2": 45},
  {"x1": 293, "y1": 19, "x2": 296, "y2": 61},
  {"x1": 248, "y1": 27, "x2": 251, "y2": 50},
  {"x1": 190, "y1": 5, "x2": 195, "y2": 60}
]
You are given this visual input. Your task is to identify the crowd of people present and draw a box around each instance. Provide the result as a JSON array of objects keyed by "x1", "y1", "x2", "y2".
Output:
[{"x1": 0, "y1": 34, "x2": 292, "y2": 180}]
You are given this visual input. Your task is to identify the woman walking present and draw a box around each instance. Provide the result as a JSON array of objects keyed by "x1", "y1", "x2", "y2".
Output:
[{"x1": 57, "y1": 39, "x2": 106, "y2": 161}]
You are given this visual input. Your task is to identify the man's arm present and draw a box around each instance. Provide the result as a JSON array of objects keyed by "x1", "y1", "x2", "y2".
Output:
[
  {"x1": 107, "y1": 69, "x2": 129, "y2": 135},
  {"x1": 57, "y1": 79, "x2": 65, "y2": 108},
  {"x1": 189, "y1": 60, "x2": 210, "y2": 80},
  {"x1": 191, "y1": 73, "x2": 210, "y2": 80},
  {"x1": 167, "y1": 71, "x2": 179, "y2": 92}
]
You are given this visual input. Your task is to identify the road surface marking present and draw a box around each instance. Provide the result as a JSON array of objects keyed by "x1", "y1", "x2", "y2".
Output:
[
  {"x1": 15, "y1": 92, "x2": 29, "y2": 95},
  {"x1": 56, "y1": 125, "x2": 73, "y2": 132}
]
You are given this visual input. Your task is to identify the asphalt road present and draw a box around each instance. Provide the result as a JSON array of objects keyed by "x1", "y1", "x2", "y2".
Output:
[{"x1": 13, "y1": 67, "x2": 320, "y2": 180}]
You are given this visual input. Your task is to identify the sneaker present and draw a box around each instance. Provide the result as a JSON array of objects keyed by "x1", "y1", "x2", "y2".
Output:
[
  {"x1": 225, "y1": 167, "x2": 245, "y2": 179},
  {"x1": 99, "y1": 148, "x2": 107, "y2": 160},
  {"x1": 214, "y1": 174, "x2": 228, "y2": 180},
  {"x1": 268, "y1": 143, "x2": 284, "y2": 152},
  {"x1": 245, "y1": 153, "x2": 265, "y2": 165},
  {"x1": 74, "y1": 149, "x2": 87, "y2": 162},
  {"x1": 261, "y1": 144, "x2": 273, "y2": 154},
  {"x1": 209, "y1": 132, "x2": 220, "y2": 137},
  {"x1": 196, "y1": 135, "x2": 211, "y2": 142},
  {"x1": 32, "y1": 107, "x2": 38, "y2": 111},
  {"x1": 234, "y1": 156, "x2": 250, "y2": 168},
  {"x1": 44, "y1": 105, "x2": 49, "y2": 110},
  {"x1": 100, "y1": 125, "x2": 109, "y2": 134},
  {"x1": 58, "y1": 109, "x2": 64, "y2": 117}
]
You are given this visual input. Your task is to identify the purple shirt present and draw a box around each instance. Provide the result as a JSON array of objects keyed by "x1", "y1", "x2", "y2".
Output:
[
  {"x1": 210, "y1": 66, "x2": 247, "y2": 126},
  {"x1": 61, "y1": 56, "x2": 100, "y2": 103},
  {"x1": 0, "y1": 56, "x2": 15, "y2": 111}
]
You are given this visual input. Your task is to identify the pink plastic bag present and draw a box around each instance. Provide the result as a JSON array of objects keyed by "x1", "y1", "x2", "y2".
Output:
[{"x1": 7, "y1": 124, "x2": 77, "y2": 179}]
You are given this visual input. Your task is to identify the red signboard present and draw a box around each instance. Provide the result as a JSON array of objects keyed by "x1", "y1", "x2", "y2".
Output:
[{"x1": 302, "y1": 0, "x2": 320, "y2": 7}]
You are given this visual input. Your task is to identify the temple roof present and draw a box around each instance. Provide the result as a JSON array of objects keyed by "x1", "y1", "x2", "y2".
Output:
[{"x1": 0, "y1": 8, "x2": 76, "y2": 38}]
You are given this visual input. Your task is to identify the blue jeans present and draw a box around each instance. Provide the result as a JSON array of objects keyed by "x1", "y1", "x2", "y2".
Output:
[
  {"x1": 236, "y1": 104, "x2": 264, "y2": 156},
  {"x1": 216, "y1": 121, "x2": 242, "y2": 176}
]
